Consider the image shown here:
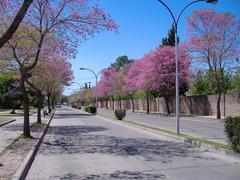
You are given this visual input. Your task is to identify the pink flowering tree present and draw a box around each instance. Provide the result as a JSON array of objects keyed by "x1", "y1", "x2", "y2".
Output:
[
  {"x1": 123, "y1": 60, "x2": 144, "y2": 112},
  {"x1": 95, "y1": 80, "x2": 110, "y2": 108},
  {"x1": 95, "y1": 68, "x2": 119, "y2": 109},
  {"x1": 27, "y1": 52, "x2": 73, "y2": 123},
  {"x1": 139, "y1": 46, "x2": 191, "y2": 114},
  {"x1": 123, "y1": 46, "x2": 191, "y2": 114},
  {"x1": 0, "y1": 0, "x2": 117, "y2": 137},
  {"x1": 112, "y1": 70, "x2": 125, "y2": 109},
  {"x1": 187, "y1": 9, "x2": 240, "y2": 119}
]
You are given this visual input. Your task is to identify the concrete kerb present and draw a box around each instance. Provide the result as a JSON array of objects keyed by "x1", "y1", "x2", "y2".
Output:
[
  {"x1": 0, "y1": 119, "x2": 16, "y2": 127},
  {"x1": 12, "y1": 109, "x2": 56, "y2": 180}
]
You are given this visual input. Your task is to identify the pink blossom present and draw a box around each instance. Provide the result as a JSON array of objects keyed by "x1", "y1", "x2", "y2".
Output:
[{"x1": 124, "y1": 46, "x2": 191, "y2": 96}]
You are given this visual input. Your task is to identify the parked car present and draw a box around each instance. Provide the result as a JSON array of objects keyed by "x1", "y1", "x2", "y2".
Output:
[{"x1": 57, "y1": 104, "x2": 61, "y2": 108}]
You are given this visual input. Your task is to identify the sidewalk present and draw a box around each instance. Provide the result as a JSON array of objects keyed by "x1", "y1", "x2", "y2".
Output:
[
  {"x1": 0, "y1": 113, "x2": 38, "y2": 153},
  {"x1": 97, "y1": 108, "x2": 227, "y2": 145}
]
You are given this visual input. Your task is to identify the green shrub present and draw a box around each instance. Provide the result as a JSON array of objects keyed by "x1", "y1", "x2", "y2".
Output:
[
  {"x1": 114, "y1": 109, "x2": 126, "y2": 120},
  {"x1": 225, "y1": 116, "x2": 240, "y2": 153},
  {"x1": 88, "y1": 106, "x2": 97, "y2": 114},
  {"x1": 71, "y1": 104, "x2": 78, "y2": 109},
  {"x1": 83, "y1": 106, "x2": 96, "y2": 114},
  {"x1": 83, "y1": 106, "x2": 89, "y2": 112}
]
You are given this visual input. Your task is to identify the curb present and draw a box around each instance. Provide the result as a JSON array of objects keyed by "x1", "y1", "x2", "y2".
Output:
[
  {"x1": 12, "y1": 110, "x2": 56, "y2": 180},
  {"x1": 0, "y1": 119, "x2": 16, "y2": 127},
  {"x1": 185, "y1": 138, "x2": 240, "y2": 159}
]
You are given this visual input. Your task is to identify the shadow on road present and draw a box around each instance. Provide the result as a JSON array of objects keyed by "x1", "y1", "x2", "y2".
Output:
[
  {"x1": 47, "y1": 125, "x2": 108, "y2": 135},
  {"x1": 54, "y1": 113, "x2": 94, "y2": 119},
  {"x1": 39, "y1": 125, "x2": 215, "y2": 164},
  {"x1": 1, "y1": 123, "x2": 23, "y2": 131},
  {"x1": 50, "y1": 171, "x2": 167, "y2": 180}
]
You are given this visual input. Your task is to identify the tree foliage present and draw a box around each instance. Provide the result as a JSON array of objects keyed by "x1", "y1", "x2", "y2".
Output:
[
  {"x1": 111, "y1": 55, "x2": 133, "y2": 70},
  {"x1": 0, "y1": 71, "x2": 14, "y2": 94},
  {"x1": 187, "y1": 9, "x2": 240, "y2": 119},
  {"x1": 0, "y1": 0, "x2": 118, "y2": 136},
  {"x1": 0, "y1": 0, "x2": 33, "y2": 49},
  {"x1": 161, "y1": 24, "x2": 179, "y2": 47}
]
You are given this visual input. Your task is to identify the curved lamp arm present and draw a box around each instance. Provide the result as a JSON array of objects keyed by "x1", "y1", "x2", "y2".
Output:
[{"x1": 157, "y1": 0, "x2": 218, "y2": 29}]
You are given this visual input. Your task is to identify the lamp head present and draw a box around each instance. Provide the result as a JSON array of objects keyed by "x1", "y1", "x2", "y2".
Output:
[
  {"x1": 80, "y1": 68, "x2": 85, "y2": 70},
  {"x1": 206, "y1": 0, "x2": 218, "y2": 4}
]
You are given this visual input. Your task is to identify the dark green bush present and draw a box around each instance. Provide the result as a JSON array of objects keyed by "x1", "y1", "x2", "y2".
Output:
[
  {"x1": 225, "y1": 116, "x2": 240, "y2": 153},
  {"x1": 114, "y1": 109, "x2": 126, "y2": 120},
  {"x1": 83, "y1": 106, "x2": 96, "y2": 114},
  {"x1": 88, "y1": 106, "x2": 97, "y2": 114},
  {"x1": 71, "y1": 104, "x2": 78, "y2": 109},
  {"x1": 83, "y1": 106, "x2": 89, "y2": 112}
]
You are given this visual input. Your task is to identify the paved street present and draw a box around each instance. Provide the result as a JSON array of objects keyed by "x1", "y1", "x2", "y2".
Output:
[
  {"x1": 97, "y1": 108, "x2": 226, "y2": 144},
  {"x1": 0, "y1": 113, "x2": 37, "y2": 153},
  {"x1": 26, "y1": 107, "x2": 240, "y2": 180}
]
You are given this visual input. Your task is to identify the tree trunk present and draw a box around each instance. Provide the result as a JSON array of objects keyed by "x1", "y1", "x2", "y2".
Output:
[
  {"x1": 112, "y1": 96, "x2": 115, "y2": 110},
  {"x1": 223, "y1": 93, "x2": 226, "y2": 119},
  {"x1": 119, "y1": 96, "x2": 122, "y2": 110},
  {"x1": 146, "y1": 92, "x2": 150, "y2": 114},
  {"x1": 216, "y1": 92, "x2": 221, "y2": 119},
  {"x1": 164, "y1": 96, "x2": 171, "y2": 115},
  {"x1": 0, "y1": 0, "x2": 34, "y2": 48},
  {"x1": 21, "y1": 76, "x2": 30, "y2": 137},
  {"x1": 106, "y1": 99, "x2": 108, "y2": 109},
  {"x1": 37, "y1": 99, "x2": 41, "y2": 123},
  {"x1": 10, "y1": 101, "x2": 16, "y2": 114},
  {"x1": 51, "y1": 96, "x2": 54, "y2": 109},
  {"x1": 131, "y1": 97, "x2": 135, "y2": 112},
  {"x1": 47, "y1": 94, "x2": 52, "y2": 114},
  {"x1": 37, "y1": 91, "x2": 43, "y2": 123}
]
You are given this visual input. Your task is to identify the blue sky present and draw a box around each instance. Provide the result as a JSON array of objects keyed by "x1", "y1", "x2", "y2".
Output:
[{"x1": 65, "y1": 0, "x2": 240, "y2": 95}]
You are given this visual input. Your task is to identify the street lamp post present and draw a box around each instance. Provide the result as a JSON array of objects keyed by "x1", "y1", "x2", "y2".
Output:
[
  {"x1": 80, "y1": 68, "x2": 102, "y2": 108},
  {"x1": 157, "y1": 0, "x2": 218, "y2": 135},
  {"x1": 72, "y1": 81, "x2": 83, "y2": 90}
]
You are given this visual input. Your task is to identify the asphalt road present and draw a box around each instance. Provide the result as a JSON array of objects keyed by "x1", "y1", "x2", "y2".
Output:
[
  {"x1": 97, "y1": 108, "x2": 226, "y2": 144},
  {"x1": 26, "y1": 107, "x2": 240, "y2": 180}
]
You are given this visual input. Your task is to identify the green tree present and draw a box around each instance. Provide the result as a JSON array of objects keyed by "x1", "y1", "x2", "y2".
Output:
[
  {"x1": 232, "y1": 72, "x2": 240, "y2": 93},
  {"x1": 0, "y1": 71, "x2": 14, "y2": 94},
  {"x1": 190, "y1": 71, "x2": 216, "y2": 96},
  {"x1": 190, "y1": 71, "x2": 234, "y2": 96},
  {"x1": 61, "y1": 95, "x2": 69, "y2": 104},
  {"x1": 0, "y1": 71, "x2": 23, "y2": 111},
  {"x1": 111, "y1": 55, "x2": 133, "y2": 70},
  {"x1": 161, "y1": 24, "x2": 179, "y2": 47}
]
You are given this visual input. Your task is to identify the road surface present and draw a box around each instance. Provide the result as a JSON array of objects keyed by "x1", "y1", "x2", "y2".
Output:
[
  {"x1": 26, "y1": 107, "x2": 240, "y2": 180},
  {"x1": 97, "y1": 108, "x2": 226, "y2": 144}
]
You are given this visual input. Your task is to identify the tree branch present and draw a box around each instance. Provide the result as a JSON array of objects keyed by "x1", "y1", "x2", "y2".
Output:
[{"x1": 0, "y1": 0, "x2": 33, "y2": 49}]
